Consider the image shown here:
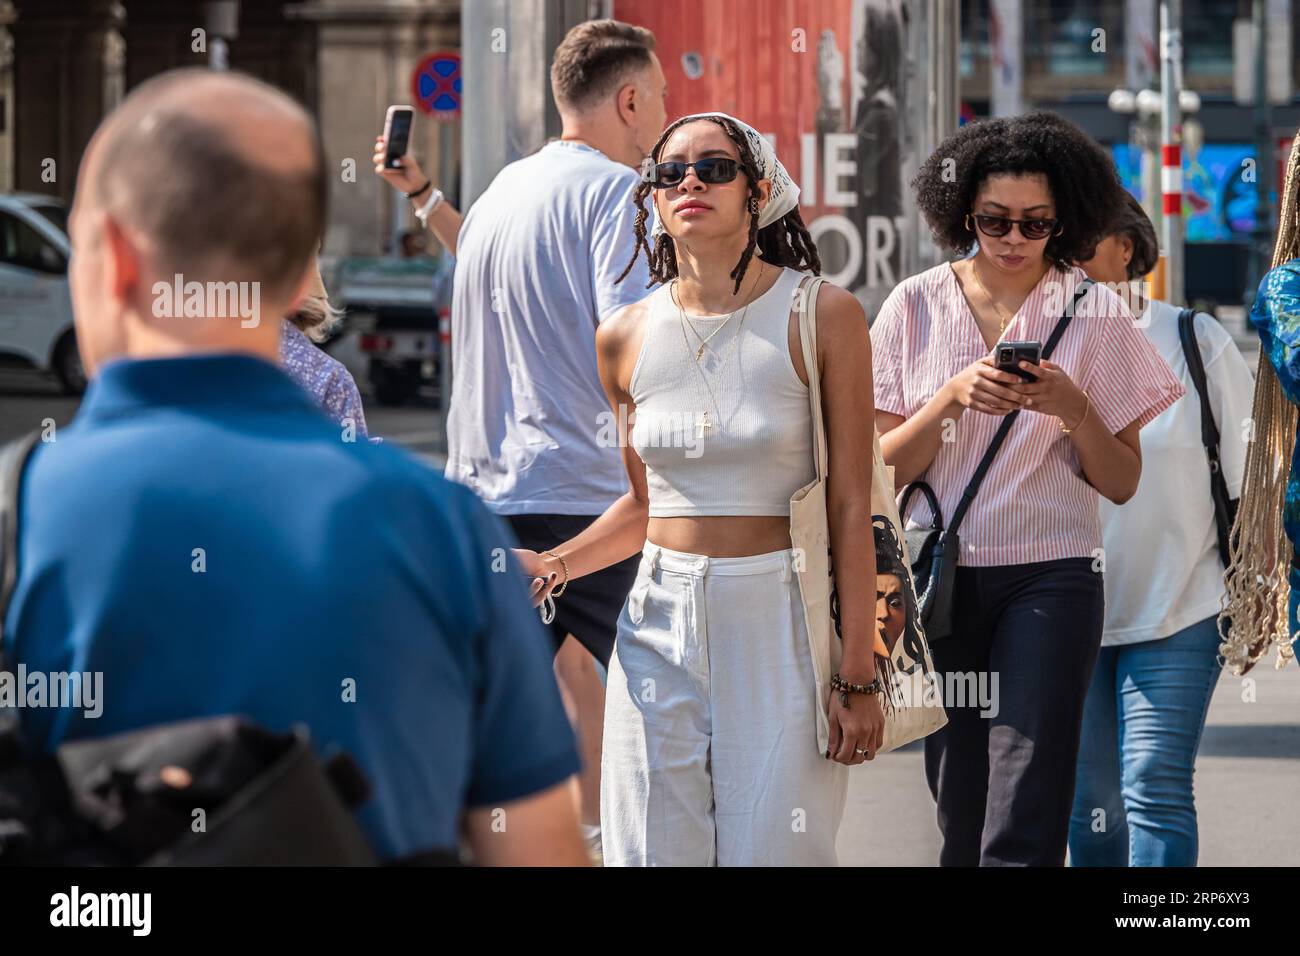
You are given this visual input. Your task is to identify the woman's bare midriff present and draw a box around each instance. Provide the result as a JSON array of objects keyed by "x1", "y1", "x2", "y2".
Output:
[{"x1": 646, "y1": 514, "x2": 793, "y2": 558}]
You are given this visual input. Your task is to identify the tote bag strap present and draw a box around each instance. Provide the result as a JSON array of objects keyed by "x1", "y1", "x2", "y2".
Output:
[{"x1": 797, "y1": 275, "x2": 829, "y2": 482}]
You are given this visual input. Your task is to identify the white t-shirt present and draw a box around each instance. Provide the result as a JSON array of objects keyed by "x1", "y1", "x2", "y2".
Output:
[
  {"x1": 445, "y1": 141, "x2": 650, "y2": 515},
  {"x1": 1099, "y1": 299, "x2": 1255, "y2": 645}
]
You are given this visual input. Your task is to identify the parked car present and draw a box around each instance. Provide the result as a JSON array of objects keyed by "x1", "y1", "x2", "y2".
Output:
[
  {"x1": 334, "y1": 254, "x2": 452, "y2": 406},
  {"x1": 0, "y1": 193, "x2": 83, "y2": 394}
]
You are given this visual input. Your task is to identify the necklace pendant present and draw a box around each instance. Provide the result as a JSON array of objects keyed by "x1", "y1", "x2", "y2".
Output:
[
  {"x1": 696, "y1": 343, "x2": 706, "y2": 360},
  {"x1": 695, "y1": 411, "x2": 712, "y2": 438}
]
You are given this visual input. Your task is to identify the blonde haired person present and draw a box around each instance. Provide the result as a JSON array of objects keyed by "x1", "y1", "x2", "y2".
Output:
[
  {"x1": 279, "y1": 262, "x2": 369, "y2": 437},
  {"x1": 1222, "y1": 136, "x2": 1300, "y2": 671}
]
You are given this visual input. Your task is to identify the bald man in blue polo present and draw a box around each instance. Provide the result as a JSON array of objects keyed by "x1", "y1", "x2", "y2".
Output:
[{"x1": 1, "y1": 69, "x2": 586, "y2": 865}]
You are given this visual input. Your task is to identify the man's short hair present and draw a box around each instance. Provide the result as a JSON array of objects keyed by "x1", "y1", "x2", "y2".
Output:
[
  {"x1": 90, "y1": 69, "x2": 327, "y2": 303},
  {"x1": 550, "y1": 19, "x2": 656, "y2": 113}
]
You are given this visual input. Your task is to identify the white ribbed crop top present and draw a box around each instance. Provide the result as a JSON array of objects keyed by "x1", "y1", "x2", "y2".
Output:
[{"x1": 629, "y1": 265, "x2": 815, "y2": 517}]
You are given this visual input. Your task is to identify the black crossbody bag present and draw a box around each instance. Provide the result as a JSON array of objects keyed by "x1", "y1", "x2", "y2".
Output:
[
  {"x1": 1176, "y1": 308, "x2": 1240, "y2": 568},
  {"x1": 899, "y1": 278, "x2": 1095, "y2": 641}
]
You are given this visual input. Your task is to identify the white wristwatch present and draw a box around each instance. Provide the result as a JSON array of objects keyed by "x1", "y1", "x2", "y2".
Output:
[{"x1": 415, "y1": 187, "x2": 444, "y2": 227}]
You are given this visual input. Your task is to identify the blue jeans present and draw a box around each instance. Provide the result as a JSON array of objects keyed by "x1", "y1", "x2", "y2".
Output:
[{"x1": 1068, "y1": 615, "x2": 1222, "y2": 866}]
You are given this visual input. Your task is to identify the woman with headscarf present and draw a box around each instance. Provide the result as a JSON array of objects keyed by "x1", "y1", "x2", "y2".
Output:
[
  {"x1": 1221, "y1": 137, "x2": 1300, "y2": 673},
  {"x1": 516, "y1": 113, "x2": 880, "y2": 866}
]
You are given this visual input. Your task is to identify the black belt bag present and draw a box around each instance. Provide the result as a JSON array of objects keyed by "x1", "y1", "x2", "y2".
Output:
[{"x1": 899, "y1": 278, "x2": 1094, "y2": 641}]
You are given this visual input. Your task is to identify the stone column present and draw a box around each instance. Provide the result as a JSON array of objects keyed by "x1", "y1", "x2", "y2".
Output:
[
  {"x1": 0, "y1": 1, "x2": 15, "y2": 193},
  {"x1": 11, "y1": 0, "x2": 126, "y2": 199}
]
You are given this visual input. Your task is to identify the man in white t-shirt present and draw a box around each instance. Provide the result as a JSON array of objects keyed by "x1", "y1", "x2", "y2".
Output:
[
  {"x1": 377, "y1": 19, "x2": 665, "y2": 665},
  {"x1": 376, "y1": 19, "x2": 666, "y2": 859}
]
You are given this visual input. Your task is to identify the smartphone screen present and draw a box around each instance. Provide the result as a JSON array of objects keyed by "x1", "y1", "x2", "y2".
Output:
[{"x1": 383, "y1": 107, "x2": 414, "y2": 169}]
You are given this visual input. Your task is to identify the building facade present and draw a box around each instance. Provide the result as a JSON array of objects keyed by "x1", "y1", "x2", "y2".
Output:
[{"x1": 0, "y1": 0, "x2": 460, "y2": 257}]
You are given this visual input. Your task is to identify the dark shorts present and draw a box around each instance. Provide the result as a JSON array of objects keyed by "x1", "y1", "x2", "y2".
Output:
[{"x1": 507, "y1": 513, "x2": 640, "y2": 668}]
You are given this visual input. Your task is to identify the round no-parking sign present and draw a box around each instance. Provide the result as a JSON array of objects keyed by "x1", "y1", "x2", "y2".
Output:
[{"x1": 412, "y1": 52, "x2": 461, "y2": 120}]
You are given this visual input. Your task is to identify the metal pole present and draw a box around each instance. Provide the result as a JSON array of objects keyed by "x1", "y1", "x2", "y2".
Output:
[
  {"x1": 1246, "y1": 0, "x2": 1274, "y2": 312},
  {"x1": 437, "y1": 122, "x2": 454, "y2": 458},
  {"x1": 914, "y1": 0, "x2": 959, "y2": 273},
  {"x1": 204, "y1": 1, "x2": 239, "y2": 72},
  {"x1": 1159, "y1": 0, "x2": 1184, "y2": 306}
]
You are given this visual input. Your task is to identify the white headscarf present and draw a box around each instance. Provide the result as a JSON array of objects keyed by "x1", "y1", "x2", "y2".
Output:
[{"x1": 650, "y1": 112, "x2": 800, "y2": 240}]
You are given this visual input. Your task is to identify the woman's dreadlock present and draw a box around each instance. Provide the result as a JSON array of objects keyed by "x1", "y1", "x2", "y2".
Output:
[
  {"x1": 615, "y1": 114, "x2": 821, "y2": 294},
  {"x1": 1220, "y1": 135, "x2": 1300, "y2": 674}
]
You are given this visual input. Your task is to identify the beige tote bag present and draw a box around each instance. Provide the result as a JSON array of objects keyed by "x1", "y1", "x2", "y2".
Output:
[{"x1": 789, "y1": 276, "x2": 947, "y2": 756}]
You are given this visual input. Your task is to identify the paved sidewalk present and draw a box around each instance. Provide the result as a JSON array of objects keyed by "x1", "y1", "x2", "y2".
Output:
[{"x1": 836, "y1": 653, "x2": 1299, "y2": 866}]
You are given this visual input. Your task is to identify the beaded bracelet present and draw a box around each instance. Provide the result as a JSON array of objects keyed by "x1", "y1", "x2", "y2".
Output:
[
  {"x1": 544, "y1": 550, "x2": 570, "y2": 598},
  {"x1": 830, "y1": 672, "x2": 882, "y2": 707}
]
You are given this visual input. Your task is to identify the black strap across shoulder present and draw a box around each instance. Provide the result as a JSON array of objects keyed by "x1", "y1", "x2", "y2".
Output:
[
  {"x1": 0, "y1": 430, "x2": 41, "y2": 671},
  {"x1": 1177, "y1": 308, "x2": 1222, "y2": 467},
  {"x1": 945, "y1": 277, "x2": 1094, "y2": 537},
  {"x1": 1178, "y1": 307, "x2": 1237, "y2": 567},
  {"x1": 0, "y1": 430, "x2": 41, "y2": 757}
]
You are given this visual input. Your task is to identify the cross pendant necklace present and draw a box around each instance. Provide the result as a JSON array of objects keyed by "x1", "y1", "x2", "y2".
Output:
[{"x1": 695, "y1": 411, "x2": 712, "y2": 437}]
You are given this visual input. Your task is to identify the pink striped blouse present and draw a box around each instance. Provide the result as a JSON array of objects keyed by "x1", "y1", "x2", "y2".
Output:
[{"x1": 873, "y1": 262, "x2": 1184, "y2": 567}]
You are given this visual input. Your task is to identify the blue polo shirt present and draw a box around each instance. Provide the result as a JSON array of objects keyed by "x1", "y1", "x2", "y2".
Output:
[{"x1": 3, "y1": 354, "x2": 580, "y2": 860}]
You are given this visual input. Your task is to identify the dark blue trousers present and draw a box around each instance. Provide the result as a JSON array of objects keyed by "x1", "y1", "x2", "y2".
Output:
[{"x1": 923, "y1": 557, "x2": 1105, "y2": 866}]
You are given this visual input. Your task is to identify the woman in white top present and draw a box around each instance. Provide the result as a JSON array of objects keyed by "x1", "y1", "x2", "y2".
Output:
[
  {"x1": 1069, "y1": 194, "x2": 1255, "y2": 866},
  {"x1": 517, "y1": 113, "x2": 880, "y2": 866}
]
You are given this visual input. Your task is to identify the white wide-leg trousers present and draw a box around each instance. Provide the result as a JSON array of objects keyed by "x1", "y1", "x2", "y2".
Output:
[{"x1": 601, "y1": 543, "x2": 849, "y2": 866}]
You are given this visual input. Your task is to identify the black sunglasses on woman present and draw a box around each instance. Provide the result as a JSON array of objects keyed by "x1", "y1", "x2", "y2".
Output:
[{"x1": 967, "y1": 212, "x2": 1060, "y2": 241}]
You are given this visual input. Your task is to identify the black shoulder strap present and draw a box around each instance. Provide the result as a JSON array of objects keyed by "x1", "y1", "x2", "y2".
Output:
[
  {"x1": 1177, "y1": 308, "x2": 1222, "y2": 455},
  {"x1": 0, "y1": 430, "x2": 42, "y2": 671},
  {"x1": 946, "y1": 278, "x2": 1094, "y2": 537}
]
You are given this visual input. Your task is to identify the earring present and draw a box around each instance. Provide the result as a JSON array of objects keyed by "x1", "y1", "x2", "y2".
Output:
[{"x1": 964, "y1": 213, "x2": 973, "y2": 232}]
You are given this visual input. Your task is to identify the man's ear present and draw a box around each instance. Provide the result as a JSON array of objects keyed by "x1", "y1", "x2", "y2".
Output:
[
  {"x1": 615, "y1": 82, "x2": 638, "y2": 127},
  {"x1": 102, "y1": 214, "x2": 142, "y2": 308}
]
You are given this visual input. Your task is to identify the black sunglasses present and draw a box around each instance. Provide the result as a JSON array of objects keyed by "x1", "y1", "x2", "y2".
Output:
[
  {"x1": 649, "y1": 158, "x2": 740, "y2": 189},
  {"x1": 969, "y1": 213, "x2": 1060, "y2": 241}
]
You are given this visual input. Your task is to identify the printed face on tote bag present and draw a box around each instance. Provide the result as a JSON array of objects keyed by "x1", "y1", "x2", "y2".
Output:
[{"x1": 828, "y1": 515, "x2": 932, "y2": 707}]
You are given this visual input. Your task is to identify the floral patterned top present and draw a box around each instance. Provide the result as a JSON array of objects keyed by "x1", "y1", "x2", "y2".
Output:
[{"x1": 279, "y1": 319, "x2": 369, "y2": 437}]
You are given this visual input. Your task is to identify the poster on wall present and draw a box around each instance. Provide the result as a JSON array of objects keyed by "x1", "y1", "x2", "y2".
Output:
[
  {"x1": 613, "y1": 0, "x2": 915, "y2": 318},
  {"x1": 1113, "y1": 143, "x2": 1258, "y2": 243}
]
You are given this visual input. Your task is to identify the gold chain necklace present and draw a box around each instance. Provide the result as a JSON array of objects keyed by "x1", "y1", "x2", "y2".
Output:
[
  {"x1": 673, "y1": 263, "x2": 766, "y2": 438},
  {"x1": 680, "y1": 304, "x2": 739, "y2": 359},
  {"x1": 969, "y1": 261, "x2": 1016, "y2": 336}
]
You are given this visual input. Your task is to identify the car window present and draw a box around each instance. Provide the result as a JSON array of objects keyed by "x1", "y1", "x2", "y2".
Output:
[
  {"x1": 29, "y1": 203, "x2": 69, "y2": 236},
  {"x1": 0, "y1": 211, "x2": 65, "y2": 275}
]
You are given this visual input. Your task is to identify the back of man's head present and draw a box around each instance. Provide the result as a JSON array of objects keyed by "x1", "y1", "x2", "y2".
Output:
[
  {"x1": 80, "y1": 68, "x2": 326, "y2": 312},
  {"x1": 550, "y1": 19, "x2": 656, "y2": 115}
]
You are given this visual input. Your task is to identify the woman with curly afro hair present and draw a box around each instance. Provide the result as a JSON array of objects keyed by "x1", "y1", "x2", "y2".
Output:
[{"x1": 871, "y1": 111, "x2": 1183, "y2": 866}]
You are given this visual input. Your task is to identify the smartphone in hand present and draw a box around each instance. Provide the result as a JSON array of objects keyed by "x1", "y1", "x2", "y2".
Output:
[
  {"x1": 995, "y1": 340, "x2": 1042, "y2": 382},
  {"x1": 381, "y1": 105, "x2": 415, "y2": 169}
]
